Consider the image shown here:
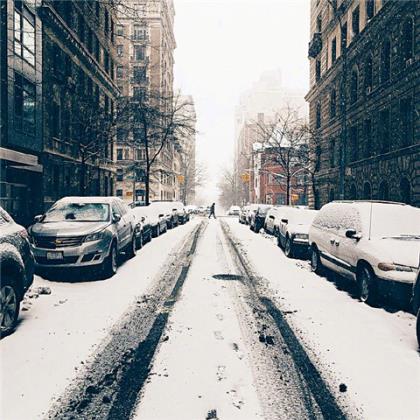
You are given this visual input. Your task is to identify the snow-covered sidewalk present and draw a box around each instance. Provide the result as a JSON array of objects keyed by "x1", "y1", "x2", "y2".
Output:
[
  {"x1": 0, "y1": 220, "x2": 200, "y2": 420},
  {"x1": 133, "y1": 219, "x2": 264, "y2": 420},
  {"x1": 224, "y1": 217, "x2": 420, "y2": 419}
]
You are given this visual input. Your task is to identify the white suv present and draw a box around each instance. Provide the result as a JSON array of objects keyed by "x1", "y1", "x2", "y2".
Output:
[{"x1": 309, "y1": 201, "x2": 420, "y2": 303}]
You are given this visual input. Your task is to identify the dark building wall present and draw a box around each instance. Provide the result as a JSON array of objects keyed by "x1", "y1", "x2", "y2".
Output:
[{"x1": 306, "y1": 0, "x2": 419, "y2": 209}]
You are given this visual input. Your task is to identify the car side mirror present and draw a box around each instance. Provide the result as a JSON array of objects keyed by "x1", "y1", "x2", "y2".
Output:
[
  {"x1": 112, "y1": 213, "x2": 121, "y2": 223},
  {"x1": 281, "y1": 218, "x2": 288, "y2": 224},
  {"x1": 141, "y1": 216, "x2": 145, "y2": 222},
  {"x1": 345, "y1": 229, "x2": 361, "y2": 240},
  {"x1": 159, "y1": 214, "x2": 164, "y2": 218},
  {"x1": 269, "y1": 215, "x2": 275, "y2": 219},
  {"x1": 34, "y1": 214, "x2": 44, "y2": 223}
]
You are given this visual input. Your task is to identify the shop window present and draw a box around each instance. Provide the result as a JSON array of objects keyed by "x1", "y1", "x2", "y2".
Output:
[
  {"x1": 400, "y1": 178, "x2": 411, "y2": 204},
  {"x1": 14, "y1": 3, "x2": 35, "y2": 66}
]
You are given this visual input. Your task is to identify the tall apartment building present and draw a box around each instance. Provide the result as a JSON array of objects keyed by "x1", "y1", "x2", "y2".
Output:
[
  {"x1": 0, "y1": 0, "x2": 43, "y2": 225},
  {"x1": 114, "y1": 0, "x2": 179, "y2": 203},
  {"x1": 40, "y1": 0, "x2": 119, "y2": 209},
  {"x1": 234, "y1": 70, "x2": 307, "y2": 204},
  {"x1": 305, "y1": 0, "x2": 419, "y2": 208}
]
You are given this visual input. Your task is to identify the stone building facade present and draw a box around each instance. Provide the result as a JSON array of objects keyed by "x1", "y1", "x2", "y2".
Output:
[
  {"x1": 0, "y1": 0, "x2": 43, "y2": 225},
  {"x1": 40, "y1": 0, "x2": 119, "y2": 210},
  {"x1": 114, "y1": 0, "x2": 180, "y2": 203},
  {"x1": 306, "y1": 0, "x2": 419, "y2": 209}
]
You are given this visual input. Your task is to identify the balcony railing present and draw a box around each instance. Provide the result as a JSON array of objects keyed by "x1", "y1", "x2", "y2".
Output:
[{"x1": 308, "y1": 32, "x2": 322, "y2": 58}]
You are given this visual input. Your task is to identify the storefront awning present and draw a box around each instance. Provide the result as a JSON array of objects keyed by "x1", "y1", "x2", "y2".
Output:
[{"x1": 0, "y1": 147, "x2": 43, "y2": 173}]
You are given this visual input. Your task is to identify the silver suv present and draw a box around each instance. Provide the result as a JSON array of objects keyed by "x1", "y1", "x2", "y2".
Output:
[{"x1": 28, "y1": 197, "x2": 138, "y2": 278}]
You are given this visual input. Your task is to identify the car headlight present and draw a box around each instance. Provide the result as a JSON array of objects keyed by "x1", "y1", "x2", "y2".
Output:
[
  {"x1": 294, "y1": 233, "x2": 309, "y2": 240},
  {"x1": 378, "y1": 263, "x2": 414, "y2": 272},
  {"x1": 85, "y1": 230, "x2": 106, "y2": 242}
]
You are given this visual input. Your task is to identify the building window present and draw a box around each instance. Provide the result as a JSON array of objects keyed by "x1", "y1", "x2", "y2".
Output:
[
  {"x1": 402, "y1": 18, "x2": 414, "y2": 62},
  {"x1": 350, "y1": 68, "x2": 358, "y2": 104},
  {"x1": 133, "y1": 87, "x2": 145, "y2": 100},
  {"x1": 117, "y1": 169, "x2": 123, "y2": 182},
  {"x1": 315, "y1": 103, "x2": 321, "y2": 129},
  {"x1": 363, "y1": 119, "x2": 372, "y2": 158},
  {"x1": 14, "y1": 73, "x2": 36, "y2": 133},
  {"x1": 124, "y1": 148, "x2": 129, "y2": 160},
  {"x1": 329, "y1": 139, "x2": 335, "y2": 168},
  {"x1": 133, "y1": 66, "x2": 146, "y2": 83},
  {"x1": 315, "y1": 145, "x2": 321, "y2": 172},
  {"x1": 329, "y1": 89, "x2": 336, "y2": 119},
  {"x1": 331, "y1": 37, "x2": 336, "y2": 64},
  {"x1": 116, "y1": 25, "x2": 124, "y2": 36},
  {"x1": 116, "y1": 65, "x2": 123, "y2": 79},
  {"x1": 349, "y1": 125, "x2": 358, "y2": 162},
  {"x1": 379, "y1": 109, "x2": 390, "y2": 153},
  {"x1": 316, "y1": 15, "x2": 322, "y2": 33},
  {"x1": 400, "y1": 97, "x2": 413, "y2": 147},
  {"x1": 117, "y1": 148, "x2": 123, "y2": 160},
  {"x1": 117, "y1": 45, "x2": 123, "y2": 57},
  {"x1": 364, "y1": 55, "x2": 373, "y2": 93},
  {"x1": 329, "y1": 188, "x2": 335, "y2": 202},
  {"x1": 14, "y1": 3, "x2": 36, "y2": 66},
  {"x1": 349, "y1": 184, "x2": 357, "y2": 200},
  {"x1": 352, "y1": 6, "x2": 360, "y2": 37},
  {"x1": 133, "y1": 25, "x2": 146, "y2": 40},
  {"x1": 315, "y1": 59, "x2": 321, "y2": 82},
  {"x1": 366, "y1": 0, "x2": 374, "y2": 21},
  {"x1": 378, "y1": 181, "x2": 389, "y2": 201},
  {"x1": 341, "y1": 22, "x2": 348, "y2": 51},
  {"x1": 400, "y1": 178, "x2": 411, "y2": 204},
  {"x1": 380, "y1": 39, "x2": 391, "y2": 83},
  {"x1": 116, "y1": 189, "x2": 123, "y2": 197},
  {"x1": 363, "y1": 182, "x2": 372, "y2": 199},
  {"x1": 133, "y1": 45, "x2": 145, "y2": 61}
]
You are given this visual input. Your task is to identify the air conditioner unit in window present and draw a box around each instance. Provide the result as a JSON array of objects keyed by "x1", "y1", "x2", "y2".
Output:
[{"x1": 406, "y1": 58, "x2": 414, "y2": 66}]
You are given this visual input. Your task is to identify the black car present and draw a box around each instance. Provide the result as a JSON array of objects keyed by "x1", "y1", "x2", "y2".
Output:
[
  {"x1": 411, "y1": 263, "x2": 420, "y2": 348},
  {"x1": 0, "y1": 207, "x2": 34, "y2": 336},
  {"x1": 250, "y1": 205, "x2": 272, "y2": 232}
]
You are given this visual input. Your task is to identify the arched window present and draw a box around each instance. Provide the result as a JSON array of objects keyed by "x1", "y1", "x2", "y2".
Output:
[
  {"x1": 329, "y1": 188, "x2": 335, "y2": 202},
  {"x1": 402, "y1": 18, "x2": 414, "y2": 62},
  {"x1": 330, "y1": 89, "x2": 336, "y2": 119},
  {"x1": 400, "y1": 178, "x2": 411, "y2": 204},
  {"x1": 350, "y1": 68, "x2": 359, "y2": 103},
  {"x1": 316, "y1": 102, "x2": 322, "y2": 128},
  {"x1": 329, "y1": 139, "x2": 335, "y2": 168},
  {"x1": 381, "y1": 39, "x2": 391, "y2": 83},
  {"x1": 378, "y1": 181, "x2": 389, "y2": 201},
  {"x1": 364, "y1": 54, "x2": 373, "y2": 92},
  {"x1": 349, "y1": 184, "x2": 357, "y2": 200},
  {"x1": 363, "y1": 182, "x2": 372, "y2": 199}
]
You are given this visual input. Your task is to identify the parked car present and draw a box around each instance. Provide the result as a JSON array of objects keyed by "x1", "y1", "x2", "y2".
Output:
[
  {"x1": 142, "y1": 206, "x2": 168, "y2": 237},
  {"x1": 173, "y1": 202, "x2": 189, "y2": 224},
  {"x1": 130, "y1": 206, "x2": 154, "y2": 245},
  {"x1": 28, "y1": 197, "x2": 138, "y2": 278},
  {"x1": 227, "y1": 205, "x2": 241, "y2": 216},
  {"x1": 250, "y1": 205, "x2": 272, "y2": 232},
  {"x1": 264, "y1": 206, "x2": 285, "y2": 235},
  {"x1": 246, "y1": 204, "x2": 260, "y2": 225},
  {"x1": 410, "y1": 262, "x2": 420, "y2": 348},
  {"x1": 0, "y1": 207, "x2": 34, "y2": 336},
  {"x1": 309, "y1": 201, "x2": 420, "y2": 303},
  {"x1": 149, "y1": 201, "x2": 179, "y2": 228},
  {"x1": 239, "y1": 206, "x2": 249, "y2": 224},
  {"x1": 277, "y1": 208, "x2": 318, "y2": 258}
]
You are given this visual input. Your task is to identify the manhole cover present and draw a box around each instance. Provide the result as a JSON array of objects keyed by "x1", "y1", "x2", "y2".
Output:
[{"x1": 212, "y1": 274, "x2": 243, "y2": 281}]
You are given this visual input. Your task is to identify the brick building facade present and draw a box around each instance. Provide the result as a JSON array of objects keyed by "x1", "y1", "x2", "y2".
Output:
[{"x1": 305, "y1": 0, "x2": 419, "y2": 209}]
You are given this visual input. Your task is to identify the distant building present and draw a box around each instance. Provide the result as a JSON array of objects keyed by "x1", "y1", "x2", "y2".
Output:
[
  {"x1": 0, "y1": 0, "x2": 43, "y2": 225},
  {"x1": 305, "y1": 0, "x2": 419, "y2": 208},
  {"x1": 115, "y1": 0, "x2": 179, "y2": 203},
  {"x1": 235, "y1": 70, "x2": 308, "y2": 204}
]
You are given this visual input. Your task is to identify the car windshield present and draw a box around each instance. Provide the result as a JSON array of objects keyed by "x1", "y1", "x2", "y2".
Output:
[
  {"x1": 43, "y1": 202, "x2": 110, "y2": 222},
  {"x1": 370, "y1": 204, "x2": 420, "y2": 238},
  {"x1": 289, "y1": 210, "x2": 318, "y2": 225}
]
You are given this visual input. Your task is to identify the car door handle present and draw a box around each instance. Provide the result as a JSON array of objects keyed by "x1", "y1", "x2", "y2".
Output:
[
  {"x1": 330, "y1": 238, "x2": 335, "y2": 244},
  {"x1": 335, "y1": 241, "x2": 340, "y2": 246}
]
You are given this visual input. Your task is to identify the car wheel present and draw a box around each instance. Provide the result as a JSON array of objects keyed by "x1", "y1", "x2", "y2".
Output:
[
  {"x1": 103, "y1": 242, "x2": 118, "y2": 278},
  {"x1": 284, "y1": 237, "x2": 294, "y2": 258},
  {"x1": 310, "y1": 246, "x2": 322, "y2": 274},
  {"x1": 0, "y1": 278, "x2": 20, "y2": 337},
  {"x1": 357, "y1": 264, "x2": 375, "y2": 303},
  {"x1": 126, "y1": 234, "x2": 137, "y2": 259}
]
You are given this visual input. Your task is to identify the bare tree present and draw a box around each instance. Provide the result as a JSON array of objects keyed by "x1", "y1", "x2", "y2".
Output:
[
  {"x1": 254, "y1": 107, "x2": 318, "y2": 206},
  {"x1": 217, "y1": 166, "x2": 239, "y2": 209},
  {"x1": 118, "y1": 91, "x2": 197, "y2": 205}
]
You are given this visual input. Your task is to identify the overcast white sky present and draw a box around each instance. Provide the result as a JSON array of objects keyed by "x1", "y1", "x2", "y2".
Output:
[{"x1": 173, "y1": 0, "x2": 310, "y2": 203}]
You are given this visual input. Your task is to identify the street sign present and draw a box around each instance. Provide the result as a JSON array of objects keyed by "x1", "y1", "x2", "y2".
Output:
[
  {"x1": 241, "y1": 173, "x2": 250, "y2": 183},
  {"x1": 177, "y1": 175, "x2": 185, "y2": 184}
]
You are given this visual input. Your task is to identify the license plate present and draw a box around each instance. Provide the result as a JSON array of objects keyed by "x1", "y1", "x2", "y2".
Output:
[{"x1": 46, "y1": 251, "x2": 64, "y2": 260}]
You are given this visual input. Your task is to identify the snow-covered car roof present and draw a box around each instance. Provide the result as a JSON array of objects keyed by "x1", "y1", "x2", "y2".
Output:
[{"x1": 55, "y1": 196, "x2": 121, "y2": 204}]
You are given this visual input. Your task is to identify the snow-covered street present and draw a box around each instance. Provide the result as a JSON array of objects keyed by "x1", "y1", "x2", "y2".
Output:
[{"x1": 1, "y1": 217, "x2": 419, "y2": 420}]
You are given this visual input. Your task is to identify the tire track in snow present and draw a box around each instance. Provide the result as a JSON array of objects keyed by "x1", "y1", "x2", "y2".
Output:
[
  {"x1": 47, "y1": 221, "x2": 205, "y2": 420},
  {"x1": 220, "y1": 220, "x2": 348, "y2": 420}
]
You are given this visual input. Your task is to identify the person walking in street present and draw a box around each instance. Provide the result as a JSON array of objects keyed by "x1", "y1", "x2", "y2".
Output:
[{"x1": 209, "y1": 203, "x2": 216, "y2": 219}]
